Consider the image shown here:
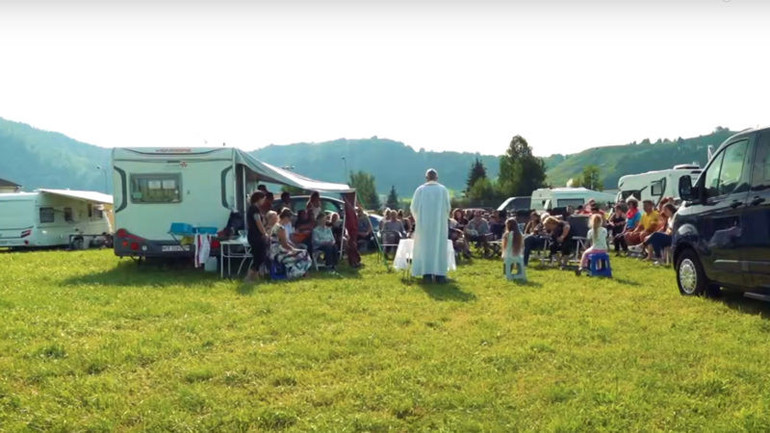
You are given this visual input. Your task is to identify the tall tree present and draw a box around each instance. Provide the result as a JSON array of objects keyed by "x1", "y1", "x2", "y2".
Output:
[
  {"x1": 498, "y1": 135, "x2": 547, "y2": 197},
  {"x1": 349, "y1": 171, "x2": 381, "y2": 210},
  {"x1": 466, "y1": 158, "x2": 488, "y2": 193},
  {"x1": 578, "y1": 165, "x2": 603, "y2": 190},
  {"x1": 385, "y1": 185, "x2": 399, "y2": 209}
]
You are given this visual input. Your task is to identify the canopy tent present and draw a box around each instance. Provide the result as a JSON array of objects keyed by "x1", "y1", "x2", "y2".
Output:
[
  {"x1": 233, "y1": 150, "x2": 353, "y2": 194},
  {"x1": 38, "y1": 189, "x2": 113, "y2": 205}
]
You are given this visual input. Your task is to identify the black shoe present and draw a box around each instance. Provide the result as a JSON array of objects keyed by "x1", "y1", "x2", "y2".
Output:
[
  {"x1": 575, "y1": 268, "x2": 582, "y2": 276},
  {"x1": 435, "y1": 276, "x2": 447, "y2": 284},
  {"x1": 422, "y1": 275, "x2": 434, "y2": 283}
]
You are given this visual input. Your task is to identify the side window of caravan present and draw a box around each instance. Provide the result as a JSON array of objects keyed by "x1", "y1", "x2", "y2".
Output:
[
  {"x1": 556, "y1": 198, "x2": 585, "y2": 208},
  {"x1": 130, "y1": 174, "x2": 182, "y2": 203},
  {"x1": 40, "y1": 207, "x2": 54, "y2": 223},
  {"x1": 650, "y1": 180, "x2": 664, "y2": 197},
  {"x1": 64, "y1": 207, "x2": 74, "y2": 222}
]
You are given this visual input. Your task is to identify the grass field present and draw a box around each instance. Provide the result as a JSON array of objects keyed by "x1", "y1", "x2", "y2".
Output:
[{"x1": 2, "y1": 249, "x2": 770, "y2": 432}]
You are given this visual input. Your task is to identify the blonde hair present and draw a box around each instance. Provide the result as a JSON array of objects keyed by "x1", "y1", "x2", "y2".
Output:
[
  {"x1": 589, "y1": 214, "x2": 602, "y2": 244},
  {"x1": 543, "y1": 216, "x2": 560, "y2": 228}
]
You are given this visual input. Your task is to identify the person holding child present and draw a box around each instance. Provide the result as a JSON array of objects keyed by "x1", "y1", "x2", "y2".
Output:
[
  {"x1": 543, "y1": 216, "x2": 572, "y2": 268},
  {"x1": 501, "y1": 218, "x2": 526, "y2": 281},
  {"x1": 576, "y1": 214, "x2": 609, "y2": 275}
]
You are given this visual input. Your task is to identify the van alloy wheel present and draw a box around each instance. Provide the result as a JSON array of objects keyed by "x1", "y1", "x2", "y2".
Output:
[{"x1": 679, "y1": 258, "x2": 698, "y2": 295}]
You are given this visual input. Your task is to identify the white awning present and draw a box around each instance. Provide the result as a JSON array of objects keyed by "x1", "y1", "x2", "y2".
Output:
[
  {"x1": 38, "y1": 189, "x2": 114, "y2": 205},
  {"x1": 234, "y1": 150, "x2": 354, "y2": 193}
]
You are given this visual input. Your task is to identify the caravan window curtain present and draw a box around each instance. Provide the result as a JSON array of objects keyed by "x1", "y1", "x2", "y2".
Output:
[{"x1": 130, "y1": 174, "x2": 182, "y2": 204}]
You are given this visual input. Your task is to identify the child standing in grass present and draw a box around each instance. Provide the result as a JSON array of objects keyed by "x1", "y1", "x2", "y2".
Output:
[
  {"x1": 502, "y1": 218, "x2": 526, "y2": 281},
  {"x1": 577, "y1": 214, "x2": 609, "y2": 275}
]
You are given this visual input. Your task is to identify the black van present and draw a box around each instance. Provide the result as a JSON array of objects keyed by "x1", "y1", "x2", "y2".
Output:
[{"x1": 673, "y1": 126, "x2": 770, "y2": 296}]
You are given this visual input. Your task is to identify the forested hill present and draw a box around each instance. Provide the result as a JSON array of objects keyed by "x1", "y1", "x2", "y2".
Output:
[
  {"x1": 0, "y1": 115, "x2": 741, "y2": 196},
  {"x1": 543, "y1": 127, "x2": 737, "y2": 188},
  {"x1": 252, "y1": 138, "x2": 500, "y2": 196},
  {"x1": 0, "y1": 117, "x2": 112, "y2": 192}
]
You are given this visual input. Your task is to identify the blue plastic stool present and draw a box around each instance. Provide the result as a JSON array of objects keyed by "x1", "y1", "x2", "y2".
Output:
[
  {"x1": 587, "y1": 252, "x2": 612, "y2": 278},
  {"x1": 504, "y1": 255, "x2": 527, "y2": 282},
  {"x1": 270, "y1": 260, "x2": 287, "y2": 280}
]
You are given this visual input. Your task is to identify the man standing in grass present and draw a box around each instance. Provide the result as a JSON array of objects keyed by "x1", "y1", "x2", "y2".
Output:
[{"x1": 410, "y1": 169, "x2": 451, "y2": 283}]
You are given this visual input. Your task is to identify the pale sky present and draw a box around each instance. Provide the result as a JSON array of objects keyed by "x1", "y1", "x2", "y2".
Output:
[{"x1": 0, "y1": 0, "x2": 767, "y2": 157}]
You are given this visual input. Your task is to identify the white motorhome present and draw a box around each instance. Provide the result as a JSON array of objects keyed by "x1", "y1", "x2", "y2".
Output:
[
  {"x1": 616, "y1": 164, "x2": 702, "y2": 204},
  {"x1": 112, "y1": 147, "x2": 352, "y2": 258},
  {"x1": 0, "y1": 189, "x2": 112, "y2": 249},
  {"x1": 531, "y1": 187, "x2": 617, "y2": 213}
]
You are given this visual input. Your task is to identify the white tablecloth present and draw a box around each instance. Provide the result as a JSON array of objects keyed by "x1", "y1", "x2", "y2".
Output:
[{"x1": 393, "y1": 239, "x2": 456, "y2": 272}]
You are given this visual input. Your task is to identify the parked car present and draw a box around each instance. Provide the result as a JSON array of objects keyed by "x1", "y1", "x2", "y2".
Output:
[{"x1": 673, "y1": 126, "x2": 770, "y2": 296}]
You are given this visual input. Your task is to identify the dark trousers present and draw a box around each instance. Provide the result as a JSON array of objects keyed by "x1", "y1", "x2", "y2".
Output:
[
  {"x1": 523, "y1": 235, "x2": 547, "y2": 265},
  {"x1": 645, "y1": 232, "x2": 672, "y2": 258},
  {"x1": 316, "y1": 244, "x2": 338, "y2": 267},
  {"x1": 550, "y1": 236, "x2": 573, "y2": 257},
  {"x1": 249, "y1": 237, "x2": 267, "y2": 271},
  {"x1": 613, "y1": 234, "x2": 628, "y2": 252}
]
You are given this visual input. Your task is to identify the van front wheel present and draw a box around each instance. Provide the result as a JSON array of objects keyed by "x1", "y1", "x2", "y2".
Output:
[{"x1": 676, "y1": 249, "x2": 711, "y2": 296}]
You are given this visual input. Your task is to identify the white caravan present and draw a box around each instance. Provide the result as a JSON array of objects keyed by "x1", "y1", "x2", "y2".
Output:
[
  {"x1": 112, "y1": 147, "x2": 352, "y2": 258},
  {"x1": 616, "y1": 164, "x2": 702, "y2": 204},
  {"x1": 0, "y1": 189, "x2": 112, "y2": 249},
  {"x1": 531, "y1": 187, "x2": 617, "y2": 213}
]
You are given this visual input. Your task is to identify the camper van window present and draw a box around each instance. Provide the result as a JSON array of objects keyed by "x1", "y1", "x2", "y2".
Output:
[
  {"x1": 556, "y1": 198, "x2": 585, "y2": 208},
  {"x1": 621, "y1": 191, "x2": 641, "y2": 201},
  {"x1": 94, "y1": 208, "x2": 104, "y2": 219},
  {"x1": 130, "y1": 174, "x2": 182, "y2": 203},
  {"x1": 40, "y1": 207, "x2": 54, "y2": 223},
  {"x1": 650, "y1": 181, "x2": 663, "y2": 196},
  {"x1": 64, "y1": 207, "x2": 74, "y2": 222}
]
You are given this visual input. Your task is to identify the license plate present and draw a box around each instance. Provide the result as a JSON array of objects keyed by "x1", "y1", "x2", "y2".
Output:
[{"x1": 162, "y1": 245, "x2": 190, "y2": 252}]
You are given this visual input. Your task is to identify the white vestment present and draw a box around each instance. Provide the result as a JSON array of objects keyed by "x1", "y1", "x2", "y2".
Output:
[{"x1": 410, "y1": 181, "x2": 451, "y2": 277}]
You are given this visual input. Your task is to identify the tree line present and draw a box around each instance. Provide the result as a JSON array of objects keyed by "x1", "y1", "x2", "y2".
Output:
[{"x1": 348, "y1": 135, "x2": 606, "y2": 210}]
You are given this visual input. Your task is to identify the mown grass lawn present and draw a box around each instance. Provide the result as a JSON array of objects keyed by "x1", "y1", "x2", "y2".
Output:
[{"x1": 2, "y1": 249, "x2": 770, "y2": 432}]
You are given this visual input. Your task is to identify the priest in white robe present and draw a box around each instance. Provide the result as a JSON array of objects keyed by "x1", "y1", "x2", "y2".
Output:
[{"x1": 410, "y1": 168, "x2": 451, "y2": 283}]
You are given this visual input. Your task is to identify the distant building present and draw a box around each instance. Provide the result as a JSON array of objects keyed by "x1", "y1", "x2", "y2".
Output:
[{"x1": 0, "y1": 178, "x2": 21, "y2": 193}]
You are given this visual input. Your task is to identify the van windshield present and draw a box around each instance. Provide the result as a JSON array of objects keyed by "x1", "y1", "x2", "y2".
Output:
[{"x1": 0, "y1": 200, "x2": 34, "y2": 229}]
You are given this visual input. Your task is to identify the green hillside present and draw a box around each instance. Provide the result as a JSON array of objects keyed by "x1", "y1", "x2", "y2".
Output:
[
  {"x1": 0, "y1": 115, "x2": 742, "y2": 197},
  {"x1": 0, "y1": 117, "x2": 111, "y2": 192},
  {"x1": 544, "y1": 127, "x2": 737, "y2": 189},
  {"x1": 253, "y1": 138, "x2": 500, "y2": 197}
]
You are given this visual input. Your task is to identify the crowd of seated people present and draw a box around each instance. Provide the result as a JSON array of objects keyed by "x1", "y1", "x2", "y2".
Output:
[
  {"x1": 244, "y1": 188, "x2": 348, "y2": 281},
  {"x1": 245, "y1": 188, "x2": 683, "y2": 283}
]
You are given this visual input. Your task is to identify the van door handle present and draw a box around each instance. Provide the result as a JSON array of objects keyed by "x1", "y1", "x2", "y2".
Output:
[
  {"x1": 730, "y1": 200, "x2": 742, "y2": 209},
  {"x1": 751, "y1": 197, "x2": 766, "y2": 206}
]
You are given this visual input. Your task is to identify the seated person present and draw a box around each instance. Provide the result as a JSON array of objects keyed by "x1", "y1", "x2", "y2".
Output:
[
  {"x1": 449, "y1": 223, "x2": 472, "y2": 259},
  {"x1": 464, "y1": 210, "x2": 491, "y2": 245},
  {"x1": 292, "y1": 209, "x2": 315, "y2": 251},
  {"x1": 624, "y1": 199, "x2": 660, "y2": 249},
  {"x1": 642, "y1": 203, "x2": 677, "y2": 262},
  {"x1": 397, "y1": 210, "x2": 411, "y2": 233},
  {"x1": 523, "y1": 212, "x2": 548, "y2": 266},
  {"x1": 607, "y1": 204, "x2": 627, "y2": 246},
  {"x1": 577, "y1": 214, "x2": 609, "y2": 275},
  {"x1": 270, "y1": 209, "x2": 313, "y2": 279},
  {"x1": 330, "y1": 212, "x2": 344, "y2": 246},
  {"x1": 312, "y1": 213, "x2": 339, "y2": 270},
  {"x1": 356, "y1": 207, "x2": 374, "y2": 246},
  {"x1": 382, "y1": 210, "x2": 406, "y2": 236},
  {"x1": 543, "y1": 216, "x2": 572, "y2": 267},
  {"x1": 613, "y1": 198, "x2": 641, "y2": 254},
  {"x1": 276, "y1": 191, "x2": 294, "y2": 212},
  {"x1": 489, "y1": 211, "x2": 506, "y2": 240}
]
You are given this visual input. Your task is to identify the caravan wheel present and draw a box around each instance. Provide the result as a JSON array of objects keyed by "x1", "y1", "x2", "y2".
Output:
[{"x1": 70, "y1": 237, "x2": 84, "y2": 250}]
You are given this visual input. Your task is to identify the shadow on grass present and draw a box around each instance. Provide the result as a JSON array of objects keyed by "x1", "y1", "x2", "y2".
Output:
[
  {"x1": 61, "y1": 259, "x2": 220, "y2": 288},
  {"x1": 63, "y1": 257, "x2": 364, "y2": 289},
  {"x1": 612, "y1": 278, "x2": 642, "y2": 287},
  {"x1": 715, "y1": 290, "x2": 770, "y2": 320},
  {"x1": 417, "y1": 282, "x2": 477, "y2": 302}
]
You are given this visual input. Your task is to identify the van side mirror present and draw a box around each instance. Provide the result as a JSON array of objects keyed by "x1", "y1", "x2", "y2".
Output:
[{"x1": 679, "y1": 175, "x2": 694, "y2": 201}]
